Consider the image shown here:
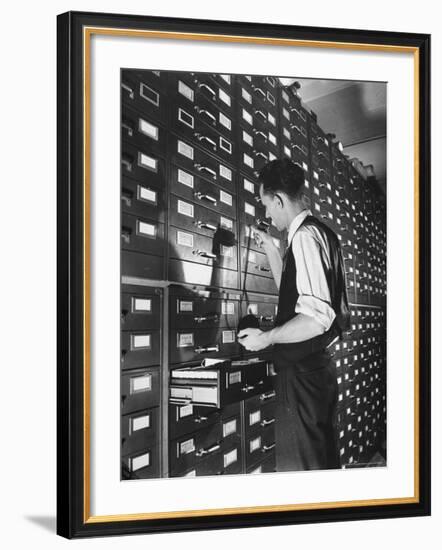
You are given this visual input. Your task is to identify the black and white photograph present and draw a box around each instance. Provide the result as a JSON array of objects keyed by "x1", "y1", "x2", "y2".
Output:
[{"x1": 120, "y1": 69, "x2": 387, "y2": 480}]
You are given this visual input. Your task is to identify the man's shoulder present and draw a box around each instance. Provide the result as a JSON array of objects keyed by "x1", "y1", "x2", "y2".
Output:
[{"x1": 300, "y1": 215, "x2": 339, "y2": 243}]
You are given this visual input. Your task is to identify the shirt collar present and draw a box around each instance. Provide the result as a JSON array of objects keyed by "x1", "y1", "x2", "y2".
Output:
[{"x1": 287, "y1": 209, "x2": 312, "y2": 246}]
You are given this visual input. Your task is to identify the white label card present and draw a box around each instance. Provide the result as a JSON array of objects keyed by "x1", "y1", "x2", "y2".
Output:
[
  {"x1": 219, "y1": 88, "x2": 231, "y2": 106},
  {"x1": 219, "y1": 112, "x2": 232, "y2": 130},
  {"x1": 132, "y1": 334, "x2": 151, "y2": 349},
  {"x1": 249, "y1": 410, "x2": 261, "y2": 426},
  {"x1": 130, "y1": 374, "x2": 152, "y2": 394},
  {"x1": 137, "y1": 221, "x2": 156, "y2": 237},
  {"x1": 179, "y1": 300, "x2": 193, "y2": 312},
  {"x1": 176, "y1": 231, "x2": 194, "y2": 248},
  {"x1": 178, "y1": 80, "x2": 194, "y2": 101},
  {"x1": 131, "y1": 414, "x2": 150, "y2": 432},
  {"x1": 219, "y1": 165, "x2": 232, "y2": 181},
  {"x1": 245, "y1": 202, "x2": 255, "y2": 216},
  {"x1": 243, "y1": 179, "x2": 255, "y2": 193},
  {"x1": 180, "y1": 439, "x2": 195, "y2": 456},
  {"x1": 179, "y1": 404, "x2": 194, "y2": 418},
  {"x1": 138, "y1": 186, "x2": 157, "y2": 203},
  {"x1": 228, "y1": 371, "x2": 242, "y2": 385},
  {"x1": 221, "y1": 301, "x2": 235, "y2": 315},
  {"x1": 130, "y1": 452, "x2": 150, "y2": 472},
  {"x1": 243, "y1": 153, "x2": 254, "y2": 168},
  {"x1": 223, "y1": 449, "x2": 238, "y2": 468},
  {"x1": 250, "y1": 436, "x2": 262, "y2": 453},
  {"x1": 242, "y1": 88, "x2": 252, "y2": 103},
  {"x1": 178, "y1": 140, "x2": 194, "y2": 159},
  {"x1": 178, "y1": 169, "x2": 194, "y2": 188},
  {"x1": 222, "y1": 330, "x2": 235, "y2": 343},
  {"x1": 220, "y1": 216, "x2": 233, "y2": 230},
  {"x1": 178, "y1": 333, "x2": 194, "y2": 347},
  {"x1": 177, "y1": 200, "x2": 194, "y2": 218},
  {"x1": 220, "y1": 190, "x2": 233, "y2": 206},
  {"x1": 138, "y1": 152, "x2": 157, "y2": 172},
  {"x1": 223, "y1": 419, "x2": 237, "y2": 437},
  {"x1": 139, "y1": 118, "x2": 159, "y2": 140},
  {"x1": 133, "y1": 298, "x2": 152, "y2": 312}
]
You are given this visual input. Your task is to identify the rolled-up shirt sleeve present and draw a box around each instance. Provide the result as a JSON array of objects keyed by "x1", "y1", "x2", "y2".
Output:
[{"x1": 292, "y1": 228, "x2": 336, "y2": 332}]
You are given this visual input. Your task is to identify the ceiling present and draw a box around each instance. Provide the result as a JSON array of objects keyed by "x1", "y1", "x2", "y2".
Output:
[{"x1": 292, "y1": 78, "x2": 387, "y2": 192}]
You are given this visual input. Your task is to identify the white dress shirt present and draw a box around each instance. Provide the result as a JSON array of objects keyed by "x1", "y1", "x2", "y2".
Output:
[{"x1": 286, "y1": 209, "x2": 336, "y2": 332}]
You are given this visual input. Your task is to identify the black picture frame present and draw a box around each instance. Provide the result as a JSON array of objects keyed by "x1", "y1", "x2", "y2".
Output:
[{"x1": 57, "y1": 10, "x2": 431, "y2": 539}]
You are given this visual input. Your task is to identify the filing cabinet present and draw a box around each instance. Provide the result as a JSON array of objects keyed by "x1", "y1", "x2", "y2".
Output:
[{"x1": 121, "y1": 70, "x2": 386, "y2": 477}]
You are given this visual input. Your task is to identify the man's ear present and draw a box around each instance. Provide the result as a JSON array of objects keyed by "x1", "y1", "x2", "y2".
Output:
[{"x1": 299, "y1": 191, "x2": 311, "y2": 209}]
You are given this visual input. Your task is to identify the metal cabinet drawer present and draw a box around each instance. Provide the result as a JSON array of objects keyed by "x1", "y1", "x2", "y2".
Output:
[
  {"x1": 121, "y1": 330, "x2": 161, "y2": 369},
  {"x1": 122, "y1": 443, "x2": 160, "y2": 480},
  {"x1": 170, "y1": 165, "x2": 236, "y2": 220},
  {"x1": 240, "y1": 271, "x2": 278, "y2": 295},
  {"x1": 121, "y1": 141, "x2": 166, "y2": 186},
  {"x1": 247, "y1": 451, "x2": 276, "y2": 474},
  {"x1": 169, "y1": 194, "x2": 237, "y2": 241},
  {"x1": 121, "y1": 70, "x2": 168, "y2": 124},
  {"x1": 168, "y1": 227, "x2": 238, "y2": 271},
  {"x1": 169, "y1": 327, "x2": 240, "y2": 365},
  {"x1": 169, "y1": 401, "x2": 240, "y2": 440},
  {"x1": 121, "y1": 212, "x2": 165, "y2": 257},
  {"x1": 122, "y1": 106, "x2": 167, "y2": 159},
  {"x1": 169, "y1": 418, "x2": 240, "y2": 474},
  {"x1": 241, "y1": 247, "x2": 273, "y2": 279},
  {"x1": 171, "y1": 134, "x2": 236, "y2": 181},
  {"x1": 245, "y1": 425, "x2": 276, "y2": 469},
  {"x1": 170, "y1": 359, "x2": 273, "y2": 407},
  {"x1": 121, "y1": 367, "x2": 160, "y2": 414},
  {"x1": 170, "y1": 439, "x2": 243, "y2": 477},
  {"x1": 170, "y1": 103, "x2": 235, "y2": 163},
  {"x1": 121, "y1": 176, "x2": 166, "y2": 221},
  {"x1": 121, "y1": 287, "x2": 161, "y2": 331},
  {"x1": 240, "y1": 298, "x2": 278, "y2": 327},
  {"x1": 171, "y1": 295, "x2": 239, "y2": 329},
  {"x1": 121, "y1": 406, "x2": 159, "y2": 456},
  {"x1": 121, "y1": 250, "x2": 164, "y2": 280},
  {"x1": 245, "y1": 401, "x2": 276, "y2": 438},
  {"x1": 168, "y1": 258, "x2": 239, "y2": 289},
  {"x1": 244, "y1": 389, "x2": 277, "y2": 414}
]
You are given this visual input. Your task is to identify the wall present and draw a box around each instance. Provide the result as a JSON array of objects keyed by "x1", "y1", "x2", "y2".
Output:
[{"x1": 0, "y1": 0, "x2": 439, "y2": 548}]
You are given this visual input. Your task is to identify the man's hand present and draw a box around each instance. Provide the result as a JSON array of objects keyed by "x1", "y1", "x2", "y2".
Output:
[
  {"x1": 237, "y1": 328, "x2": 273, "y2": 351},
  {"x1": 252, "y1": 226, "x2": 276, "y2": 254}
]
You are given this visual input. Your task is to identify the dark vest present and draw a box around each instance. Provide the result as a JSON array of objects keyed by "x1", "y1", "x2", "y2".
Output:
[{"x1": 273, "y1": 215, "x2": 350, "y2": 370}]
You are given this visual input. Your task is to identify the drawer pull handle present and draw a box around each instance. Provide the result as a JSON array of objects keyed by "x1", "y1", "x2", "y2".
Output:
[
  {"x1": 254, "y1": 109, "x2": 266, "y2": 120},
  {"x1": 260, "y1": 418, "x2": 275, "y2": 427},
  {"x1": 194, "y1": 106, "x2": 217, "y2": 125},
  {"x1": 196, "y1": 443, "x2": 220, "y2": 457},
  {"x1": 193, "y1": 249, "x2": 217, "y2": 259},
  {"x1": 121, "y1": 189, "x2": 133, "y2": 207},
  {"x1": 260, "y1": 390, "x2": 276, "y2": 401},
  {"x1": 256, "y1": 265, "x2": 271, "y2": 272},
  {"x1": 194, "y1": 314, "x2": 219, "y2": 323},
  {"x1": 169, "y1": 397, "x2": 192, "y2": 405},
  {"x1": 121, "y1": 82, "x2": 134, "y2": 100},
  {"x1": 260, "y1": 315, "x2": 274, "y2": 322},
  {"x1": 193, "y1": 165, "x2": 217, "y2": 180},
  {"x1": 195, "y1": 345, "x2": 219, "y2": 354},
  {"x1": 252, "y1": 85, "x2": 266, "y2": 99},
  {"x1": 252, "y1": 129, "x2": 267, "y2": 140},
  {"x1": 121, "y1": 227, "x2": 132, "y2": 244},
  {"x1": 195, "y1": 221, "x2": 217, "y2": 232},
  {"x1": 194, "y1": 191, "x2": 217, "y2": 204},
  {"x1": 197, "y1": 82, "x2": 216, "y2": 99},
  {"x1": 256, "y1": 218, "x2": 270, "y2": 229},
  {"x1": 121, "y1": 153, "x2": 134, "y2": 172},
  {"x1": 291, "y1": 143, "x2": 302, "y2": 152},
  {"x1": 291, "y1": 124, "x2": 303, "y2": 133},
  {"x1": 194, "y1": 132, "x2": 217, "y2": 150},
  {"x1": 241, "y1": 384, "x2": 255, "y2": 393},
  {"x1": 194, "y1": 415, "x2": 209, "y2": 423},
  {"x1": 122, "y1": 122, "x2": 134, "y2": 137},
  {"x1": 262, "y1": 443, "x2": 276, "y2": 453},
  {"x1": 290, "y1": 107, "x2": 302, "y2": 116},
  {"x1": 253, "y1": 150, "x2": 268, "y2": 160}
]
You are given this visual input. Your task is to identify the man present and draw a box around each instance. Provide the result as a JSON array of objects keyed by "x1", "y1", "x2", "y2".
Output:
[{"x1": 237, "y1": 158, "x2": 350, "y2": 472}]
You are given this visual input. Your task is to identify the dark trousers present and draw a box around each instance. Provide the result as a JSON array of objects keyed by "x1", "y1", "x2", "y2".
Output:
[{"x1": 273, "y1": 349, "x2": 340, "y2": 472}]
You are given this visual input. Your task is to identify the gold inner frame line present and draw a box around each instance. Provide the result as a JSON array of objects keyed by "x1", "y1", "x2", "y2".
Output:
[{"x1": 82, "y1": 26, "x2": 420, "y2": 524}]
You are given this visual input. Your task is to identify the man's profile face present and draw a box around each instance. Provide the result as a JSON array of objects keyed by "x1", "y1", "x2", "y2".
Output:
[{"x1": 259, "y1": 184, "x2": 284, "y2": 232}]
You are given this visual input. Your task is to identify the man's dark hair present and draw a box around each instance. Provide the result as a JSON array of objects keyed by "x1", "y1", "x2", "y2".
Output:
[{"x1": 258, "y1": 158, "x2": 305, "y2": 201}]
